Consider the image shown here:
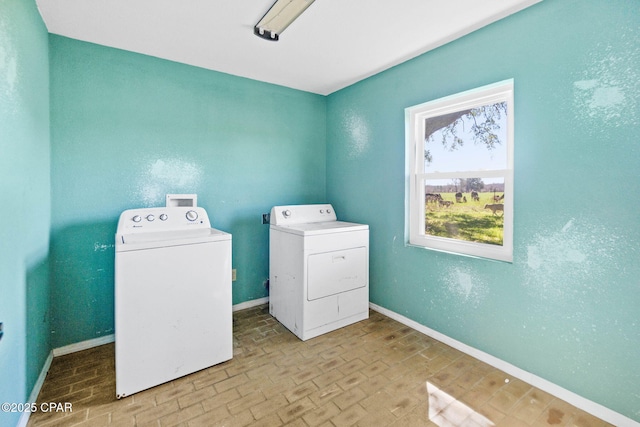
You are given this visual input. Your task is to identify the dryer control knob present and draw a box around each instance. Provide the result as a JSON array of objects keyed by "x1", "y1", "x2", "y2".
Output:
[
  {"x1": 186, "y1": 210, "x2": 198, "y2": 221},
  {"x1": 283, "y1": 210, "x2": 291, "y2": 218},
  {"x1": 132, "y1": 215, "x2": 142, "y2": 223},
  {"x1": 327, "y1": 208, "x2": 332, "y2": 214},
  {"x1": 146, "y1": 214, "x2": 155, "y2": 222},
  {"x1": 159, "y1": 214, "x2": 168, "y2": 221}
]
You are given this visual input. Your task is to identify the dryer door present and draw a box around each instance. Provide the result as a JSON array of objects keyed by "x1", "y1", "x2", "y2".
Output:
[{"x1": 307, "y1": 246, "x2": 367, "y2": 300}]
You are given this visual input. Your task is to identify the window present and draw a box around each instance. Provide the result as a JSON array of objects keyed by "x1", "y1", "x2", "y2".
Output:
[{"x1": 406, "y1": 80, "x2": 514, "y2": 262}]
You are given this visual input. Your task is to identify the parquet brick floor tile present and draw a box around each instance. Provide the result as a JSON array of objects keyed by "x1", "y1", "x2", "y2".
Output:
[{"x1": 27, "y1": 305, "x2": 613, "y2": 427}]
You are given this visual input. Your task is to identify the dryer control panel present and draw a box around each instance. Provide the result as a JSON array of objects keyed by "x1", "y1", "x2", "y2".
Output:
[{"x1": 270, "y1": 204, "x2": 337, "y2": 225}]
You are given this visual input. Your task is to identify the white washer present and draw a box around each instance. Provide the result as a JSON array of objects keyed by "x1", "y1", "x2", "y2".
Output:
[
  {"x1": 115, "y1": 206, "x2": 232, "y2": 398},
  {"x1": 269, "y1": 204, "x2": 369, "y2": 341}
]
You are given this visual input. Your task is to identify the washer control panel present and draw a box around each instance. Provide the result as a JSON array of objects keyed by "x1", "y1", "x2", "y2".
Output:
[
  {"x1": 117, "y1": 206, "x2": 211, "y2": 234},
  {"x1": 270, "y1": 204, "x2": 337, "y2": 225}
]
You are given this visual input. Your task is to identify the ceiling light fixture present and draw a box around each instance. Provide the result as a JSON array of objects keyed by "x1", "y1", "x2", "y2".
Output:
[{"x1": 254, "y1": 0, "x2": 315, "y2": 41}]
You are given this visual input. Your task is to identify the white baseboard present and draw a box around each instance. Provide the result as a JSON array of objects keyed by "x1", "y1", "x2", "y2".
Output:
[
  {"x1": 232, "y1": 296, "x2": 268, "y2": 312},
  {"x1": 52, "y1": 334, "x2": 115, "y2": 357},
  {"x1": 44, "y1": 298, "x2": 268, "y2": 361},
  {"x1": 18, "y1": 335, "x2": 116, "y2": 427},
  {"x1": 369, "y1": 302, "x2": 639, "y2": 427},
  {"x1": 19, "y1": 298, "x2": 270, "y2": 426},
  {"x1": 49, "y1": 298, "x2": 269, "y2": 359},
  {"x1": 28, "y1": 299, "x2": 634, "y2": 427}
]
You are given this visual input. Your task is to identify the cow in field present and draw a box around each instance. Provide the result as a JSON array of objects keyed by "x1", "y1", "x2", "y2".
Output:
[
  {"x1": 471, "y1": 191, "x2": 479, "y2": 201},
  {"x1": 426, "y1": 193, "x2": 442, "y2": 203},
  {"x1": 455, "y1": 192, "x2": 463, "y2": 203}
]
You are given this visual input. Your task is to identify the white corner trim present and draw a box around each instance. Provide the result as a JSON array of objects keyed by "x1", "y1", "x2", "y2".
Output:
[
  {"x1": 21, "y1": 334, "x2": 116, "y2": 426},
  {"x1": 17, "y1": 351, "x2": 54, "y2": 427},
  {"x1": 19, "y1": 299, "x2": 273, "y2": 427},
  {"x1": 369, "y1": 302, "x2": 639, "y2": 427},
  {"x1": 29, "y1": 352, "x2": 53, "y2": 403},
  {"x1": 45, "y1": 297, "x2": 268, "y2": 360},
  {"x1": 232, "y1": 296, "x2": 269, "y2": 312},
  {"x1": 48, "y1": 297, "x2": 267, "y2": 358}
]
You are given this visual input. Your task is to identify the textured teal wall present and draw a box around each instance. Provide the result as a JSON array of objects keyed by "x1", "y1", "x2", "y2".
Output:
[
  {"x1": 0, "y1": 0, "x2": 50, "y2": 425},
  {"x1": 326, "y1": 0, "x2": 639, "y2": 421},
  {"x1": 49, "y1": 35, "x2": 326, "y2": 348},
  {"x1": 8, "y1": 0, "x2": 639, "y2": 424}
]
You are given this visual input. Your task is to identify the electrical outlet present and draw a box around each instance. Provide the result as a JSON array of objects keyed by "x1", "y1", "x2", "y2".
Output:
[
  {"x1": 232, "y1": 269, "x2": 237, "y2": 281},
  {"x1": 262, "y1": 213, "x2": 270, "y2": 224}
]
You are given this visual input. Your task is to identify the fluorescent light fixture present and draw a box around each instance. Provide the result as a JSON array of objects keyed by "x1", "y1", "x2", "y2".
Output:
[{"x1": 254, "y1": 0, "x2": 315, "y2": 41}]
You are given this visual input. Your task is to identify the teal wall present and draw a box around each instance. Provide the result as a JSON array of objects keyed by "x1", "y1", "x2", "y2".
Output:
[
  {"x1": 3, "y1": 0, "x2": 639, "y2": 424},
  {"x1": 326, "y1": 0, "x2": 639, "y2": 421},
  {"x1": 49, "y1": 35, "x2": 326, "y2": 347},
  {"x1": 0, "y1": 0, "x2": 51, "y2": 425}
]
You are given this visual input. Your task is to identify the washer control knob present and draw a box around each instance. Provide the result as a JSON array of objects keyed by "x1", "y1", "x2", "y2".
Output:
[
  {"x1": 146, "y1": 214, "x2": 155, "y2": 222},
  {"x1": 159, "y1": 214, "x2": 168, "y2": 221},
  {"x1": 327, "y1": 208, "x2": 332, "y2": 214},
  {"x1": 186, "y1": 210, "x2": 198, "y2": 221},
  {"x1": 320, "y1": 209, "x2": 325, "y2": 214},
  {"x1": 283, "y1": 210, "x2": 291, "y2": 218},
  {"x1": 132, "y1": 215, "x2": 142, "y2": 223}
]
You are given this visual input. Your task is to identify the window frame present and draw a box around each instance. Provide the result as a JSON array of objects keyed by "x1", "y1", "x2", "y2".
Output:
[{"x1": 405, "y1": 80, "x2": 514, "y2": 262}]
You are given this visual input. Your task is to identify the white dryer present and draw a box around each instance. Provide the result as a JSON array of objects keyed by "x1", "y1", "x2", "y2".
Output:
[
  {"x1": 115, "y1": 206, "x2": 232, "y2": 398},
  {"x1": 269, "y1": 204, "x2": 369, "y2": 341}
]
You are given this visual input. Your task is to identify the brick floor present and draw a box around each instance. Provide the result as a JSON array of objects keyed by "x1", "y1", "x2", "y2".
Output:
[{"x1": 27, "y1": 305, "x2": 613, "y2": 426}]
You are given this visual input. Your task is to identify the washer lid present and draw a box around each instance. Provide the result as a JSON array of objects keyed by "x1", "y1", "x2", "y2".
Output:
[
  {"x1": 116, "y1": 227, "x2": 230, "y2": 251},
  {"x1": 271, "y1": 220, "x2": 368, "y2": 236},
  {"x1": 120, "y1": 228, "x2": 229, "y2": 244}
]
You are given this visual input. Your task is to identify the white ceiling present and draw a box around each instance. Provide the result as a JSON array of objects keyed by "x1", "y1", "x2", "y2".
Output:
[{"x1": 36, "y1": 0, "x2": 541, "y2": 95}]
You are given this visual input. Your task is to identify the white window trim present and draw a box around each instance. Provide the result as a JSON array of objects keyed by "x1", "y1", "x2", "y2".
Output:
[{"x1": 405, "y1": 80, "x2": 514, "y2": 262}]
